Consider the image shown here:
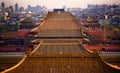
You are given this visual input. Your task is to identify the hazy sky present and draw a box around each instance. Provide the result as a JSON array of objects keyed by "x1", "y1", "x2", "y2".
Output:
[{"x1": 0, "y1": 0, "x2": 120, "y2": 9}]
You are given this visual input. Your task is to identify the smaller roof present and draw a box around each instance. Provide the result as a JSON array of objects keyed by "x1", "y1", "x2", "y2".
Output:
[
  {"x1": 20, "y1": 17, "x2": 35, "y2": 24},
  {"x1": 86, "y1": 16, "x2": 98, "y2": 23},
  {"x1": 2, "y1": 31, "x2": 29, "y2": 38},
  {"x1": 2, "y1": 31, "x2": 18, "y2": 38}
]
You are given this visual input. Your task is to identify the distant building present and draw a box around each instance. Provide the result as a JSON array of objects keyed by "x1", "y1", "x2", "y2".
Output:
[
  {"x1": 9, "y1": 6, "x2": 14, "y2": 12},
  {"x1": 20, "y1": 7, "x2": 24, "y2": 12},
  {"x1": 67, "y1": 8, "x2": 83, "y2": 19},
  {"x1": 1, "y1": 2, "x2": 5, "y2": 9},
  {"x1": 8, "y1": 6, "x2": 14, "y2": 18},
  {"x1": 53, "y1": 9, "x2": 65, "y2": 12},
  {"x1": 26, "y1": 5, "x2": 42, "y2": 13},
  {"x1": 15, "y1": 3, "x2": 19, "y2": 12}
]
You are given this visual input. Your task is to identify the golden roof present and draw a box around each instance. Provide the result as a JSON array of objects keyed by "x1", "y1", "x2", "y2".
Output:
[
  {"x1": 86, "y1": 16, "x2": 98, "y2": 23},
  {"x1": 20, "y1": 17, "x2": 35, "y2": 24},
  {"x1": 4, "y1": 41, "x2": 120, "y2": 73},
  {"x1": 1, "y1": 12, "x2": 120, "y2": 73}
]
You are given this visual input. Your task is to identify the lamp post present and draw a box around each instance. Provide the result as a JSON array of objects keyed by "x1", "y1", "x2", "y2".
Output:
[{"x1": 104, "y1": 15, "x2": 109, "y2": 46}]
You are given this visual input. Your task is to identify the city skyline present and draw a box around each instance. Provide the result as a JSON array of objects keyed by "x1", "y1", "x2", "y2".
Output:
[{"x1": 0, "y1": 0, "x2": 120, "y2": 9}]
